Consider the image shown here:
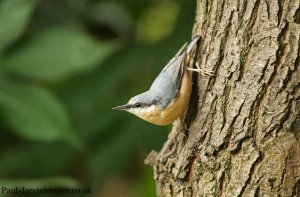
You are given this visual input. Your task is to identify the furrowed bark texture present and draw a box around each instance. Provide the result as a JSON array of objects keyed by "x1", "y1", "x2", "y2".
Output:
[{"x1": 145, "y1": 0, "x2": 300, "y2": 196}]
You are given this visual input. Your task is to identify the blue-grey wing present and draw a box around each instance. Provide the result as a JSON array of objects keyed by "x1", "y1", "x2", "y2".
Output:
[{"x1": 149, "y1": 44, "x2": 188, "y2": 108}]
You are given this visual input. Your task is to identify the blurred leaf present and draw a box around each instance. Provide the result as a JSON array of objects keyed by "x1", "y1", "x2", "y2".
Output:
[
  {"x1": 0, "y1": 0, "x2": 37, "y2": 52},
  {"x1": 137, "y1": 1, "x2": 179, "y2": 44},
  {"x1": 0, "y1": 143, "x2": 75, "y2": 177},
  {"x1": 86, "y1": 2, "x2": 134, "y2": 38},
  {"x1": 88, "y1": 122, "x2": 137, "y2": 180},
  {"x1": 0, "y1": 78, "x2": 81, "y2": 148},
  {"x1": 1, "y1": 27, "x2": 119, "y2": 82}
]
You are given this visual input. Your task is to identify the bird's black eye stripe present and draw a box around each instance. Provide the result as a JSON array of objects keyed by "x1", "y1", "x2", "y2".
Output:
[
  {"x1": 132, "y1": 102, "x2": 150, "y2": 108},
  {"x1": 134, "y1": 103, "x2": 141, "y2": 108}
]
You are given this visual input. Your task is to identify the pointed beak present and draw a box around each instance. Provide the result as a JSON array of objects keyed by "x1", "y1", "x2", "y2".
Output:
[{"x1": 112, "y1": 104, "x2": 129, "y2": 111}]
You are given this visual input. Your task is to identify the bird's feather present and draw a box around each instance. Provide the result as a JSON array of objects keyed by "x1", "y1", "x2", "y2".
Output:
[
  {"x1": 149, "y1": 44, "x2": 188, "y2": 108},
  {"x1": 149, "y1": 36, "x2": 199, "y2": 108}
]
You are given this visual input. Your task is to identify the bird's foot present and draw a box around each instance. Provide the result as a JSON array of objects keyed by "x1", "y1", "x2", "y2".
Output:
[{"x1": 187, "y1": 62, "x2": 215, "y2": 76}]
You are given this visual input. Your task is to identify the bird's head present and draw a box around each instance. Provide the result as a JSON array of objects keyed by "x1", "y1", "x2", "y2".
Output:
[{"x1": 112, "y1": 92, "x2": 161, "y2": 122}]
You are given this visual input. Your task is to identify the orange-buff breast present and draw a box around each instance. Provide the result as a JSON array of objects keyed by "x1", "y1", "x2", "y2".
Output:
[{"x1": 141, "y1": 70, "x2": 192, "y2": 126}]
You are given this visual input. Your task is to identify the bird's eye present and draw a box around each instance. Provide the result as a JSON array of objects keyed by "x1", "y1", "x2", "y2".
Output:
[{"x1": 134, "y1": 103, "x2": 141, "y2": 108}]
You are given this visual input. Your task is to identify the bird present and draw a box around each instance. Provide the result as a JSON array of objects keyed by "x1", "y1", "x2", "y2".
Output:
[{"x1": 112, "y1": 36, "x2": 211, "y2": 126}]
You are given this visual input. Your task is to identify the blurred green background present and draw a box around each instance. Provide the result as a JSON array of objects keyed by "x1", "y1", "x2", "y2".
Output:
[{"x1": 0, "y1": 0, "x2": 195, "y2": 196}]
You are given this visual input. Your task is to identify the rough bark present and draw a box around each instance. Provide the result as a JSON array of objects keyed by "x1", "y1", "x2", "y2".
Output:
[{"x1": 145, "y1": 0, "x2": 300, "y2": 196}]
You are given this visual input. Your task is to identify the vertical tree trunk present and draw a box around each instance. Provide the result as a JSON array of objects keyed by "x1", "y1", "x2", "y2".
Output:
[{"x1": 145, "y1": 0, "x2": 300, "y2": 196}]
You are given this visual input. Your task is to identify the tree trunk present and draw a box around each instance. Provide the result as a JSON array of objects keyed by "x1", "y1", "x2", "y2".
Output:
[{"x1": 145, "y1": 0, "x2": 300, "y2": 196}]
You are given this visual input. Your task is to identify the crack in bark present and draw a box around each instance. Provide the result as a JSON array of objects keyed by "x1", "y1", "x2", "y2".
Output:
[
  {"x1": 254, "y1": 186, "x2": 260, "y2": 197},
  {"x1": 186, "y1": 155, "x2": 198, "y2": 182},
  {"x1": 277, "y1": 0, "x2": 285, "y2": 26},
  {"x1": 223, "y1": 99, "x2": 245, "y2": 150},
  {"x1": 237, "y1": 150, "x2": 262, "y2": 197},
  {"x1": 239, "y1": 0, "x2": 248, "y2": 24},
  {"x1": 219, "y1": 171, "x2": 225, "y2": 197},
  {"x1": 265, "y1": 0, "x2": 271, "y2": 20},
  {"x1": 278, "y1": 61, "x2": 293, "y2": 95},
  {"x1": 217, "y1": 0, "x2": 226, "y2": 33},
  {"x1": 199, "y1": 94, "x2": 217, "y2": 131},
  {"x1": 238, "y1": 40, "x2": 254, "y2": 82},
  {"x1": 220, "y1": 86, "x2": 231, "y2": 132},
  {"x1": 242, "y1": 0, "x2": 261, "y2": 42},
  {"x1": 276, "y1": 105, "x2": 292, "y2": 134},
  {"x1": 294, "y1": 6, "x2": 300, "y2": 23},
  {"x1": 212, "y1": 10, "x2": 234, "y2": 83},
  {"x1": 279, "y1": 156, "x2": 288, "y2": 192},
  {"x1": 291, "y1": 179, "x2": 300, "y2": 196},
  {"x1": 258, "y1": 58, "x2": 270, "y2": 83}
]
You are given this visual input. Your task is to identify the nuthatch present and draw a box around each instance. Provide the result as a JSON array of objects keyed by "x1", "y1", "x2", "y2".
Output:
[{"x1": 113, "y1": 36, "x2": 206, "y2": 126}]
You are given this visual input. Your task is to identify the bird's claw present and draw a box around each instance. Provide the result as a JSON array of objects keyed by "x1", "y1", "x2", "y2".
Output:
[{"x1": 187, "y1": 62, "x2": 215, "y2": 76}]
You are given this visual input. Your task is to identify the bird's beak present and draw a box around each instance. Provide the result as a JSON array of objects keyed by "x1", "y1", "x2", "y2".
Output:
[{"x1": 112, "y1": 104, "x2": 129, "y2": 111}]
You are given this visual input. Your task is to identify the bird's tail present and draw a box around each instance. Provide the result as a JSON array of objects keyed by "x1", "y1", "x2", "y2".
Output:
[{"x1": 186, "y1": 36, "x2": 200, "y2": 54}]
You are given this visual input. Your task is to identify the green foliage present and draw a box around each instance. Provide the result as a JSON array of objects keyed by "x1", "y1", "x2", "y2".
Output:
[
  {"x1": 2, "y1": 27, "x2": 119, "y2": 82},
  {"x1": 0, "y1": 142, "x2": 75, "y2": 177},
  {"x1": 0, "y1": 0, "x2": 37, "y2": 52},
  {"x1": 137, "y1": 1, "x2": 180, "y2": 44},
  {"x1": 0, "y1": 78, "x2": 81, "y2": 147},
  {"x1": 88, "y1": 122, "x2": 137, "y2": 179},
  {"x1": 0, "y1": 0, "x2": 195, "y2": 196}
]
